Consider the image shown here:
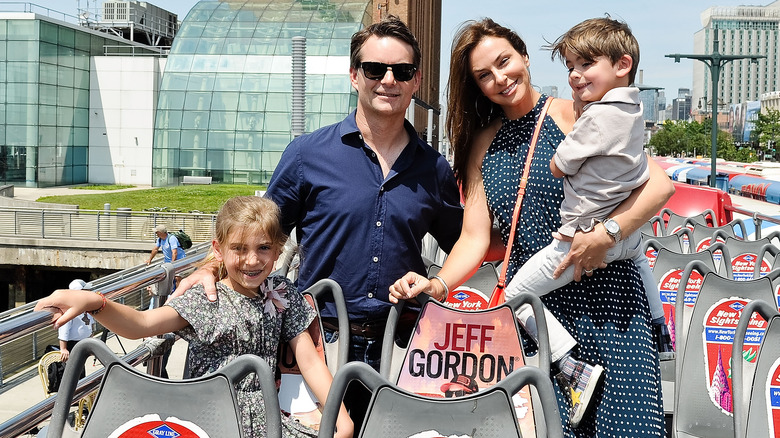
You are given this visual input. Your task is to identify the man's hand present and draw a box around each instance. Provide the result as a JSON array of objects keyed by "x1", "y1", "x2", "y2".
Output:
[
  {"x1": 170, "y1": 259, "x2": 219, "y2": 301},
  {"x1": 59, "y1": 348, "x2": 70, "y2": 362}
]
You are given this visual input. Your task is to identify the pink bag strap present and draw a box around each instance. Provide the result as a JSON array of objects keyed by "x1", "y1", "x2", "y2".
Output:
[{"x1": 495, "y1": 96, "x2": 554, "y2": 292}]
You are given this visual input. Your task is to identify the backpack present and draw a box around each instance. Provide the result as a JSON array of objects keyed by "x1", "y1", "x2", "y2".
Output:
[
  {"x1": 172, "y1": 229, "x2": 192, "y2": 250},
  {"x1": 47, "y1": 360, "x2": 66, "y2": 393}
]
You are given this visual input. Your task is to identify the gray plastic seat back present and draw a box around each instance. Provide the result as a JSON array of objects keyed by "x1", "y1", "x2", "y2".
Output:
[
  {"x1": 428, "y1": 262, "x2": 498, "y2": 310},
  {"x1": 379, "y1": 293, "x2": 551, "y2": 437},
  {"x1": 673, "y1": 272, "x2": 777, "y2": 438},
  {"x1": 724, "y1": 236, "x2": 779, "y2": 280},
  {"x1": 47, "y1": 338, "x2": 281, "y2": 438},
  {"x1": 652, "y1": 248, "x2": 717, "y2": 323},
  {"x1": 642, "y1": 230, "x2": 692, "y2": 263},
  {"x1": 649, "y1": 247, "x2": 717, "y2": 414},
  {"x1": 301, "y1": 278, "x2": 349, "y2": 375},
  {"x1": 660, "y1": 207, "x2": 716, "y2": 236},
  {"x1": 690, "y1": 219, "x2": 747, "y2": 252},
  {"x1": 640, "y1": 215, "x2": 665, "y2": 236},
  {"x1": 319, "y1": 361, "x2": 563, "y2": 438},
  {"x1": 732, "y1": 299, "x2": 780, "y2": 438}
]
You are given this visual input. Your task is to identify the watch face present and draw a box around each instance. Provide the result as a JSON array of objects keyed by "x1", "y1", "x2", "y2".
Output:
[{"x1": 605, "y1": 220, "x2": 619, "y2": 234}]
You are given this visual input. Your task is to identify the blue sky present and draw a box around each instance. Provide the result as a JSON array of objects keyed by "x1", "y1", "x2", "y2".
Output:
[{"x1": 29, "y1": 1, "x2": 769, "y2": 104}]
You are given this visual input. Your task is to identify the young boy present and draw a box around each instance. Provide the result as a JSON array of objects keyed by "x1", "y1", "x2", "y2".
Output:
[{"x1": 504, "y1": 16, "x2": 673, "y2": 424}]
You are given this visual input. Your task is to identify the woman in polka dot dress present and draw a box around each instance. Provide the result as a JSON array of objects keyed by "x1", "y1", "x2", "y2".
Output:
[{"x1": 390, "y1": 18, "x2": 673, "y2": 437}]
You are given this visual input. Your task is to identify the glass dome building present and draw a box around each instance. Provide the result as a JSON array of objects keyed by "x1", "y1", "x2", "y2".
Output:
[{"x1": 152, "y1": 0, "x2": 372, "y2": 186}]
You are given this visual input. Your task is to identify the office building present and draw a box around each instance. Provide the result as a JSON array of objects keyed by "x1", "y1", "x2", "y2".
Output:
[
  {"x1": 0, "y1": 3, "x2": 167, "y2": 188},
  {"x1": 672, "y1": 89, "x2": 693, "y2": 121},
  {"x1": 693, "y1": 2, "x2": 780, "y2": 108}
]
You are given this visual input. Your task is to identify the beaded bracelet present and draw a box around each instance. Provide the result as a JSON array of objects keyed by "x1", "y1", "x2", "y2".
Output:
[
  {"x1": 89, "y1": 292, "x2": 107, "y2": 315},
  {"x1": 429, "y1": 275, "x2": 449, "y2": 302}
]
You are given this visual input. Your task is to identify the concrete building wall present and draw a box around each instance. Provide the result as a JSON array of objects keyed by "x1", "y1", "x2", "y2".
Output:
[
  {"x1": 764, "y1": 90, "x2": 780, "y2": 112},
  {"x1": 89, "y1": 56, "x2": 166, "y2": 185}
]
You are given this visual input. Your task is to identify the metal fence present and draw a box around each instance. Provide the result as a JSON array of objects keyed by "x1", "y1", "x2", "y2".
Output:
[{"x1": 0, "y1": 207, "x2": 216, "y2": 243}]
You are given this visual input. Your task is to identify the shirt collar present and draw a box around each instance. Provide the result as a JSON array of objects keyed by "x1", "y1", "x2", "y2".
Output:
[
  {"x1": 585, "y1": 87, "x2": 640, "y2": 109},
  {"x1": 339, "y1": 110, "x2": 424, "y2": 152}
]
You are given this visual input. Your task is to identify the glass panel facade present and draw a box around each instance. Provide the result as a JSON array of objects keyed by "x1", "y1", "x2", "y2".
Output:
[
  {"x1": 0, "y1": 17, "x2": 157, "y2": 187},
  {"x1": 153, "y1": 0, "x2": 371, "y2": 186}
]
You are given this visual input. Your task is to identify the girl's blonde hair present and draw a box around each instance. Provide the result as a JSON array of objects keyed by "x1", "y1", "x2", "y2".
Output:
[{"x1": 214, "y1": 196, "x2": 287, "y2": 250}]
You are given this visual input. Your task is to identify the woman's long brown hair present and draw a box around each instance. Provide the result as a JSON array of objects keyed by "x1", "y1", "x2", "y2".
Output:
[{"x1": 446, "y1": 19, "x2": 529, "y2": 196}]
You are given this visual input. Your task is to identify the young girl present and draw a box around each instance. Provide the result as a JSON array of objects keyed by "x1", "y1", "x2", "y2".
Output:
[{"x1": 35, "y1": 196, "x2": 353, "y2": 438}]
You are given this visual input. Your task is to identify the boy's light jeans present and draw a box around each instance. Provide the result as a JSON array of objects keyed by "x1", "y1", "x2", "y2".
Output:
[{"x1": 507, "y1": 230, "x2": 661, "y2": 362}]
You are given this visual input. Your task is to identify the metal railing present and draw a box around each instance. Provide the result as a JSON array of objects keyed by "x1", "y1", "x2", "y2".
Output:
[
  {"x1": 0, "y1": 2, "x2": 79, "y2": 23},
  {"x1": 725, "y1": 203, "x2": 780, "y2": 239},
  {"x1": 0, "y1": 207, "x2": 216, "y2": 243},
  {"x1": 0, "y1": 242, "x2": 211, "y2": 436}
]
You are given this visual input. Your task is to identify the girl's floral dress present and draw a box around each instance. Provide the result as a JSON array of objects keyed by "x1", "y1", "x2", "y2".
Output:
[{"x1": 167, "y1": 275, "x2": 318, "y2": 437}]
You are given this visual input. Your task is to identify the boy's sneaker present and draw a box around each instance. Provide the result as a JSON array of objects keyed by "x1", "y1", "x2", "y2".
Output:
[
  {"x1": 653, "y1": 322, "x2": 675, "y2": 361},
  {"x1": 566, "y1": 361, "x2": 604, "y2": 428}
]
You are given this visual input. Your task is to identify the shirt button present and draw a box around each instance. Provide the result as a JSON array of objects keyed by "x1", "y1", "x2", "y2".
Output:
[
  {"x1": 373, "y1": 256, "x2": 379, "y2": 262},
  {"x1": 368, "y1": 292, "x2": 374, "y2": 299},
  {"x1": 371, "y1": 152, "x2": 376, "y2": 158},
  {"x1": 376, "y1": 221, "x2": 382, "y2": 227}
]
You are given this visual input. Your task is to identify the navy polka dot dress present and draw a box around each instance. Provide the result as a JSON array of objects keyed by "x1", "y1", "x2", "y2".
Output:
[{"x1": 482, "y1": 95, "x2": 665, "y2": 437}]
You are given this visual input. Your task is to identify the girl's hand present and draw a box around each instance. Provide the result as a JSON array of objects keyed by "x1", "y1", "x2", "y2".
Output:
[
  {"x1": 389, "y1": 272, "x2": 434, "y2": 303},
  {"x1": 34, "y1": 289, "x2": 101, "y2": 329},
  {"x1": 552, "y1": 224, "x2": 611, "y2": 281}
]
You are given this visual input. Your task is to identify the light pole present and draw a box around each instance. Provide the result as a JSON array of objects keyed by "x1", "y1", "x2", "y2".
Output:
[{"x1": 666, "y1": 28, "x2": 764, "y2": 187}]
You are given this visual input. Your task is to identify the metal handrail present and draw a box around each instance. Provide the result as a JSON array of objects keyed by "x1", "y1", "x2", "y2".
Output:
[
  {"x1": 0, "y1": 243, "x2": 211, "y2": 436},
  {"x1": 723, "y1": 203, "x2": 780, "y2": 239},
  {"x1": 0, "y1": 340, "x2": 155, "y2": 438},
  {"x1": 0, "y1": 241, "x2": 211, "y2": 347}
]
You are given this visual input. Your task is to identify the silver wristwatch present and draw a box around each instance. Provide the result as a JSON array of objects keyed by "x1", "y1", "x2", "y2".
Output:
[{"x1": 602, "y1": 218, "x2": 621, "y2": 243}]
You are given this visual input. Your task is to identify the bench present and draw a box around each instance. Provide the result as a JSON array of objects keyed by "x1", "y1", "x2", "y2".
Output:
[{"x1": 182, "y1": 176, "x2": 212, "y2": 185}]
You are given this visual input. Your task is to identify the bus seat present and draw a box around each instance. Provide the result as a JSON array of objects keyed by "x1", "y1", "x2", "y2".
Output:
[
  {"x1": 731, "y1": 299, "x2": 780, "y2": 438},
  {"x1": 47, "y1": 338, "x2": 281, "y2": 438},
  {"x1": 318, "y1": 361, "x2": 563, "y2": 438}
]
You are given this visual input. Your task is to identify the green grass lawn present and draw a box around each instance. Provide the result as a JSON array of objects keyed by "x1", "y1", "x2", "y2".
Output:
[{"x1": 37, "y1": 185, "x2": 266, "y2": 213}]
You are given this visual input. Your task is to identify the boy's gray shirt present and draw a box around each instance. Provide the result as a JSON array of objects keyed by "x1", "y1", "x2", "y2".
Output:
[{"x1": 553, "y1": 86, "x2": 650, "y2": 237}]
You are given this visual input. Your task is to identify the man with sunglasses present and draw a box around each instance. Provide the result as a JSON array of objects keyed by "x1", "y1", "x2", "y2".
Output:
[
  {"x1": 175, "y1": 16, "x2": 462, "y2": 370},
  {"x1": 264, "y1": 15, "x2": 463, "y2": 370}
]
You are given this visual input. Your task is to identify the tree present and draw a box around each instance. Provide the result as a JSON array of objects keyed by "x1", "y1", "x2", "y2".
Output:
[
  {"x1": 753, "y1": 109, "x2": 780, "y2": 159},
  {"x1": 648, "y1": 118, "x2": 739, "y2": 160},
  {"x1": 648, "y1": 119, "x2": 724, "y2": 158}
]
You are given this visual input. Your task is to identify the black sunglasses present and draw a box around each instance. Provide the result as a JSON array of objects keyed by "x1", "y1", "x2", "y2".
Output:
[
  {"x1": 444, "y1": 389, "x2": 465, "y2": 398},
  {"x1": 359, "y1": 62, "x2": 417, "y2": 82}
]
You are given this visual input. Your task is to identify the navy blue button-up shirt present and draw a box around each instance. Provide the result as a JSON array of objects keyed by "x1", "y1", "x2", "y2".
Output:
[{"x1": 266, "y1": 111, "x2": 463, "y2": 320}]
